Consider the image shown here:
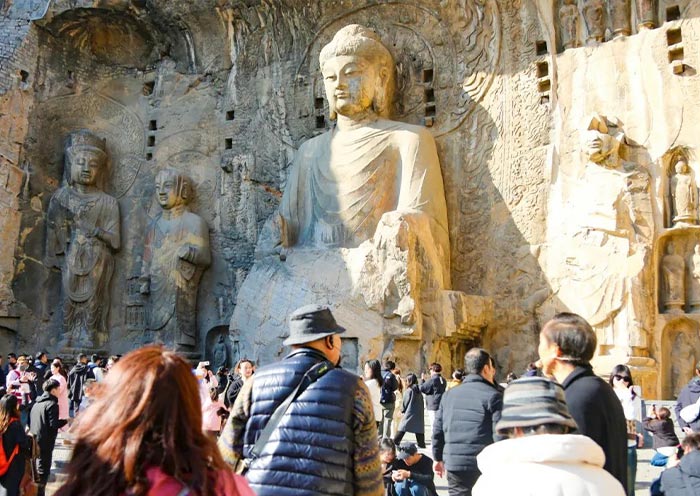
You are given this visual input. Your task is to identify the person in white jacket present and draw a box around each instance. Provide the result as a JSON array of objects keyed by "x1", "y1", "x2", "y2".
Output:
[{"x1": 473, "y1": 376, "x2": 625, "y2": 496}]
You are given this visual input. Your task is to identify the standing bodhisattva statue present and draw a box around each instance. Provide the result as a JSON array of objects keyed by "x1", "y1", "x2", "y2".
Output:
[
  {"x1": 140, "y1": 168, "x2": 211, "y2": 348},
  {"x1": 46, "y1": 130, "x2": 120, "y2": 347}
]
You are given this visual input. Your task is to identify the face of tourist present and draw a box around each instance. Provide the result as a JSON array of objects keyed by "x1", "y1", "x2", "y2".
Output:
[
  {"x1": 537, "y1": 330, "x2": 559, "y2": 377},
  {"x1": 239, "y1": 362, "x2": 254, "y2": 379},
  {"x1": 380, "y1": 449, "x2": 395, "y2": 464},
  {"x1": 155, "y1": 173, "x2": 180, "y2": 210},
  {"x1": 322, "y1": 55, "x2": 378, "y2": 118},
  {"x1": 71, "y1": 149, "x2": 103, "y2": 186},
  {"x1": 363, "y1": 363, "x2": 372, "y2": 380}
]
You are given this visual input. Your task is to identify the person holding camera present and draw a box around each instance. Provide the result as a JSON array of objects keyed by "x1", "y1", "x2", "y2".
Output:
[{"x1": 195, "y1": 362, "x2": 218, "y2": 407}]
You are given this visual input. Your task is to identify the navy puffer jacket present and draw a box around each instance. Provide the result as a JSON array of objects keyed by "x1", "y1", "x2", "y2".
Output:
[{"x1": 243, "y1": 348, "x2": 361, "y2": 496}]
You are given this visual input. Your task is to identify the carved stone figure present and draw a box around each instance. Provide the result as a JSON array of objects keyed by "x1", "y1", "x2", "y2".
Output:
[
  {"x1": 212, "y1": 334, "x2": 229, "y2": 369},
  {"x1": 689, "y1": 244, "x2": 700, "y2": 313},
  {"x1": 635, "y1": 0, "x2": 657, "y2": 29},
  {"x1": 670, "y1": 159, "x2": 698, "y2": 226},
  {"x1": 582, "y1": 0, "x2": 605, "y2": 45},
  {"x1": 559, "y1": 0, "x2": 580, "y2": 50},
  {"x1": 229, "y1": 24, "x2": 481, "y2": 367},
  {"x1": 560, "y1": 115, "x2": 654, "y2": 356},
  {"x1": 609, "y1": 0, "x2": 632, "y2": 37},
  {"x1": 662, "y1": 241, "x2": 686, "y2": 314},
  {"x1": 140, "y1": 168, "x2": 211, "y2": 348},
  {"x1": 672, "y1": 333, "x2": 695, "y2": 397},
  {"x1": 46, "y1": 130, "x2": 120, "y2": 347}
]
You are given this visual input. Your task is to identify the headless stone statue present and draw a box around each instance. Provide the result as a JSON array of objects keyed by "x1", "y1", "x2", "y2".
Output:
[
  {"x1": 46, "y1": 130, "x2": 120, "y2": 347},
  {"x1": 688, "y1": 244, "x2": 700, "y2": 313},
  {"x1": 662, "y1": 241, "x2": 685, "y2": 314},
  {"x1": 672, "y1": 333, "x2": 695, "y2": 397},
  {"x1": 213, "y1": 334, "x2": 229, "y2": 370},
  {"x1": 635, "y1": 0, "x2": 657, "y2": 29},
  {"x1": 609, "y1": 0, "x2": 632, "y2": 37},
  {"x1": 140, "y1": 168, "x2": 211, "y2": 348},
  {"x1": 559, "y1": 0, "x2": 580, "y2": 50},
  {"x1": 582, "y1": 0, "x2": 605, "y2": 45},
  {"x1": 670, "y1": 159, "x2": 698, "y2": 226}
]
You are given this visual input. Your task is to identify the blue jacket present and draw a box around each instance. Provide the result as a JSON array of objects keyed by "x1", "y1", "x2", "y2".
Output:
[
  {"x1": 432, "y1": 374, "x2": 502, "y2": 472},
  {"x1": 676, "y1": 377, "x2": 700, "y2": 432},
  {"x1": 243, "y1": 348, "x2": 361, "y2": 496}
]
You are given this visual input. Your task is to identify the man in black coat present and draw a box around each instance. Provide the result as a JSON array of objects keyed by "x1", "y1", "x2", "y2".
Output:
[
  {"x1": 660, "y1": 432, "x2": 700, "y2": 495},
  {"x1": 420, "y1": 362, "x2": 447, "y2": 431},
  {"x1": 29, "y1": 378, "x2": 68, "y2": 496},
  {"x1": 380, "y1": 360, "x2": 399, "y2": 438},
  {"x1": 432, "y1": 348, "x2": 502, "y2": 496},
  {"x1": 67, "y1": 353, "x2": 94, "y2": 416},
  {"x1": 537, "y1": 312, "x2": 628, "y2": 493}
]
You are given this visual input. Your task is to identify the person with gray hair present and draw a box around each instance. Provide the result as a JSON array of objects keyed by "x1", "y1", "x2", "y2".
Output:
[
  {"x1": 472, "y1": 377, "x2": 625, "y2": 496},
  {"x1": 432, "y1": 348, "x2": 502, "y2": 496}
]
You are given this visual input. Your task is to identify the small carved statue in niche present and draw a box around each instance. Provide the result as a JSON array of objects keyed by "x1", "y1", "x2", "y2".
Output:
[
  {"x1": 689, "y1": 243, "x2": 700, "y2": 313},
  {"x1": 212, "y1": 334, "x2": 229, "y2": 370},
  {"x1": 609, "y1": 0, "x2": 632, "y2": 37},
  {"x1": 635, "y1": 0, "x2": 657, "y2": 29},
  {"x1": 670, "y1": 158, "x2": 699, "y2": 226},
  {"x1": 559, "y1": 0, "x2": 580, "y2": 50},
  {"x1": 140, "y1": 168, "x2": 211, "y2": 349},
  {"x1": 662, "y1": 241, "x2": 686, "y2": 314},
  {"x1": 46, "y1": 130, "x2": 120, "y2": 347},
  {"x1": 582, "y1": 0, "x2": 606, "y2": 45},
  {"x1": 672, "y1": 332, "x2": 695, "y2": 397}
]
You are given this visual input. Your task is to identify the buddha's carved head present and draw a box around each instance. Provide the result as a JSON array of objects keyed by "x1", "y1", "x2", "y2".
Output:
[
  {"x1": 675, "y1": 159, "x2": 690, "y2": 175},
  {"x1": 319, "y1": 25, "x2": 395, "y2": 120},
  {"x1": 155, "y1": 168, "x2": 192, "y2": 210},
  {"x1": 583, "y1": 114, "x2": 626, "y2": 167},
  {"x1": 65, "y1": 129, "x2": 107, "y2": 187}
]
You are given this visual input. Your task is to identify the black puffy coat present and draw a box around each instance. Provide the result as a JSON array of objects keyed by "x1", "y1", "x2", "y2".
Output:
[
  {"x1": 420, "y1": 374, "x2": 446, "y2": 412},
  {"x1": 561, "y1": 365, "x2": 628, "y2": 493},
  {"x1": 67, "y1": 363, "x2": 94, "y2": 402},
  {"x1": 432, "y1": 374, "x2": 502, "y2": 472},
  {"x1": 0, "y1": 420, "x2": 27, "y2": 496},
  {"x1": 661, "y1": 450, "x2": 700, "y2": 496},
  {"x1": 243, "y1": 348, "x2": 362, "y2": 496}
]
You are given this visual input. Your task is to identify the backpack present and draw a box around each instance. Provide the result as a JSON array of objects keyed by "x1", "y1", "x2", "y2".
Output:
[
  {"x1": 0, "y1": 419, "x2": 20, "y2": 477},
  {"x1": 380, "y1": 371, "x2": 398, "y2": 404}
]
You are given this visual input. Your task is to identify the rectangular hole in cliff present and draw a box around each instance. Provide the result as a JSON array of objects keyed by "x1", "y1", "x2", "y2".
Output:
[
  {"x1": 225, "y1": 138, "x2": 233, "y2": 150},
  {"x1": 537, "y1": 79, "x2": 551, "y2": 93},
  {"x1": 143, "y1": 81, "x2": 155, "y2": 96},
  {"x1": 149, "y1": 120, "x2": 157, "y2": 131},
  {"x1": 316, "y1": 115, "x2": 325, "y2": 128},
  {"x1": 147, "y1": 136, "x2": 155, "y2": 147},
  {"x1": 424, "y1": 88, "x2": 435, "y2": 103},
  {"x1": 540, "y1": 95, "x2": 550, "y2": 105},
  {"x1": 536, "y1": 61, "x2": 549, "y2": 78},
  {"x1": 535, "y1": 40, "x2": 548, "y2": 55},
  {"x1": 422, "y1": 68, "x2": 433, "y2": 83},
  {"x1": 667, "y1": 5, "x2": 681, "y2": 22},
  {"x1": 146, "y1": 153, "x2": 153, "y2": 161},
  {"x1": 314, "y1": 98, "x2": 324, "y2": 110},
  {"x1": 425, "y1": 104, "x2": 436, "y2": 117},
  {"x1": 19, "y1": 70, "x2": 28, "y2": 83},
  {"x1": 668, "y1": 46, "x2": 684, "y2": 62},
  {"x1": 226, "y1": 110, "x2": 235, "y2": 120},
  {"x1": 667, "y1": 27, "x2": 682, "y2": 46}
]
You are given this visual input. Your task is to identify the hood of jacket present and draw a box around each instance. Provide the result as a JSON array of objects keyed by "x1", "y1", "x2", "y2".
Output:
[
  {"x1": 35, "y1": 392, "x2": 56, "y2": 405},
  {"x1": 687, "y1": 377, "x2": 700, "y2": 394},
  {"x1": 71, "y1": 363, "x2": 87, "y2": 374},
  {"x1": 477, "y1": 434, "x2": 606, "y2": 473}
]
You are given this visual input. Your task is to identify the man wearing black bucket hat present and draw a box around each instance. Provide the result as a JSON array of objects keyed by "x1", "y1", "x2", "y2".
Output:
[{"x1": 218, "y1": 304, "x2": 382, "y2": 496}]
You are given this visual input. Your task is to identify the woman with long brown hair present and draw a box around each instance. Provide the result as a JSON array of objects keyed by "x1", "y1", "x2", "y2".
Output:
[
  {"x1": 0, "y1": 394, "x2": 28, "y2": 496},
  {"x1": 55, "y1": 346, "x2": 253, "y2": 496}
]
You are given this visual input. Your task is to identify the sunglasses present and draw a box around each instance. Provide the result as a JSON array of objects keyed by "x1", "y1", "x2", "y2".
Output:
[{"x1": 613, "y1": 374, "x2": 631, "y2": 382}]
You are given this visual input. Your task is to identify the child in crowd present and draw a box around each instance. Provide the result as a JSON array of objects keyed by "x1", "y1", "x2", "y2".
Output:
[
  {"x1": 643, "y1": 405, "x2": 680, "y2": 466},
  {"x1": 202, "y1": 386, "x2": 227, "y2": 438}
]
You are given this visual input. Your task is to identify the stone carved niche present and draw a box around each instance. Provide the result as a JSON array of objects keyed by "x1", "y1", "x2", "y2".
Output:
[
  {"x1": 205, "y1": 326, "x2": 231, "y2": 371},
  {"x1": 661, "y1": 240, "x2": 686, "y2": 314},
  {"x1": 664, "y1": 148, "x2": 699, "y2": 229},
  {"x1": 661, "y1": 319, "x2": 699, "y2": 399}
]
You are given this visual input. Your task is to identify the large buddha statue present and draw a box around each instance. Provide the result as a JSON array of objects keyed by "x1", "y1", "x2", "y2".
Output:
[
  {"x1": 231, "y1": 25, "x2": 470, "y2": 368},
  {"x1": 46, "y1": 130, "x2": 120, "y2": 348}
]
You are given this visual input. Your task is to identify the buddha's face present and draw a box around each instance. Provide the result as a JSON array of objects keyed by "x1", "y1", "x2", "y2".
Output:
[
  {"x1": 676, "y1": 160, "x2": 689, "y2": 175},
  {"x1": 70, "y1": 149, "x2": 104, "y2": 186},
  {"x1": 584, "y1": 129, "x2": 618, "y2": 164},
  {"x1": 155, "y1": 172, "x2": 182, "y2": 210},
  {"x1": 322, "y1": 55, "x2": 379, "y2": 118}
]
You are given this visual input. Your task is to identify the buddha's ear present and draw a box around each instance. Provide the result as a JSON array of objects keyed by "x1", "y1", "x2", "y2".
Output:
[{"x1": 378, "y1": 66, "x2": 390, "y2": 84}]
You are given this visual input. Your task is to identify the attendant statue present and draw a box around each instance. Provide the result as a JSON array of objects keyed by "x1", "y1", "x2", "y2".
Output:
[
  {"x1": 672, "y1": 333, "x2": 695, "y2": 398},
  {"x1": 688, "y1": 244, "x2": 700, "y2": 313},
  {"x1": 635, "y1": 0, "x2": 657, "y2": 29},
  {"x1": 559, "y1": 0, "x2": 580, "y2": 50},
  {"x1": 212, "y1": 334, "x2": 229, "y2": 370},
  {"x1": 582, "y1": 0, "x2": 605, "y2": 45},
  {"x1": 609, "y1": 0, "x2": 632, "y2": 37},
  {"x1": 670, "y1": 159, "x2": 698, "y2": 226},
  {"x1": 46, "y1": 130, "x2": 120, "y2": 347},
  {"x1": 140, "y1": 168, "x2": 211, "y2": 348},
  {"x1": 662, "y1": 241, "x2": 685, "y2": 314}
]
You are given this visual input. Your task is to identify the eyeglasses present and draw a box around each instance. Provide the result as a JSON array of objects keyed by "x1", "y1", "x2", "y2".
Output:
[{"x1": 613, "y1": 374, "x2": 631, "y2": 382}]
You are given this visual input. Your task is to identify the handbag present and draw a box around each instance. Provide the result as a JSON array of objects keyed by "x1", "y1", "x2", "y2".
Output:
[
  {"x1": 239, "y1": 360, "x2": 332, "y2": 474},
  {"x1": 679, "y1": 395, "x2": 700, "y2": 423}
]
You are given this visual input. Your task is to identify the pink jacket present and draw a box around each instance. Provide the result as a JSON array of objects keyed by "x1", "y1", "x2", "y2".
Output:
[
  {"x1": 202, "y1": 397, "x2": 226, "y2": 432},
  {"x1": 140, "y1": 466, "x2": 254, "y2": 496}
]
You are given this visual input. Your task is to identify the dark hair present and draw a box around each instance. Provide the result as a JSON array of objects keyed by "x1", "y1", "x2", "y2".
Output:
[
  {"x1": 0, "y1": 394, "x2": 19, "y2": 434},
  {"x1": 429, "y1": 363, "x2": 442, "y2": 374},
  {"x1": 541, "y1": 312, "x2": 597, "y2": 365},
  {"x1": 683, "y1": 432, "x2": 700, "y2": 452},
  {"x1": 35, "y1": 351, "x2": 47, "y2": 361},
  {"x1": 55, "y1": 346, "x2": 228, "y2": 496},
  {"x1": 383, "y1": 360, "x2": 395, "y2": 371},
  {"x1": 43, "y1": 378, "x2": 60, "y2": 393},
  {"x1": 464, "y1": 348, "x2": 492, "y2": 375},
  {"x1": 364, "y1": 360, "x2": 383, "y2": 387},
  {"x1": 527, "y1": 362, "x2": 537, "y2": 371},
  {"x1": 452, "y1": 369, "x2": 465, "y2": 381},
  {"x1": 209, "y1": 387, "x2": 219, "y2": 402},
  {"x1": 506, "y1": 372, "x2": 518, "y2": 384},
  {"x1": 91, "y1": 354, "x2": 99, "y2": 363},
  {"x1": 406, "y1": 373, "x2": 418, "y2": 388},
  {"x1": 6, "y1": 354, "x2": 15, "y2": 360},
  {"x1": 658, "y1": 407, "x2": 671, "y2": 420},
  {"x1": 77, "y1": 353, "x2": 87, "y2": 362},
  {"x1": 379, "y1": 437, "x2": 395, "y2": 453}
]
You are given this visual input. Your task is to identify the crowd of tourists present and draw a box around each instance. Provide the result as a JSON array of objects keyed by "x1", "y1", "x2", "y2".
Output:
[{"x1": 3, "y1": 306, "x2": 700, "y2": 495}]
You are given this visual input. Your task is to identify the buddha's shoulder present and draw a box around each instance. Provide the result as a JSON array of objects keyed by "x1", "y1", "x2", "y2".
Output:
[{"x1": 380, "y1": 119, "x2": 435, "y2": 143}]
